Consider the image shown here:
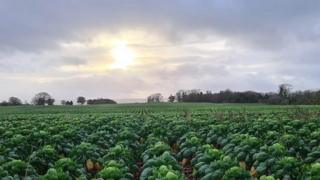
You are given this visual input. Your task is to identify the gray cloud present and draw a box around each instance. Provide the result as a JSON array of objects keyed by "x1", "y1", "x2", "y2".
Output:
[
  {"x1": 0, "y1": 0, "x2": 320, "y2": 101},
  {"x1": 0, "y1": 52, "x2": 88, "y2": 73},
  {"x1": 1, "y1": 0, "x2": 320, "y2": 51}
]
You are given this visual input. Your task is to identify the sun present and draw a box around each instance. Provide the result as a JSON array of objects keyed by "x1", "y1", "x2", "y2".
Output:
[{"x1": 111, "y1": 41, "x2": 136, "y2": 69}]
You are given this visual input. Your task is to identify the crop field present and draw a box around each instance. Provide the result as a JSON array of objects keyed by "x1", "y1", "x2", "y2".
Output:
[{"x1": 1, "y1": 104, "x2": 320, "y2": 180}]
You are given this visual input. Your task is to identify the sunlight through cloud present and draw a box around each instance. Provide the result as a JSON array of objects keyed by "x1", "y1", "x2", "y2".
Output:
[{"x1": 110, "y1": 41, "x2": 136, "y2": 69}]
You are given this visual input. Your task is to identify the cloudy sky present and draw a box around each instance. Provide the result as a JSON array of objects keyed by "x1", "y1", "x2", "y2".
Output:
[{"x1": 1, "y1": 0, "x2": 320, "y2": 102}]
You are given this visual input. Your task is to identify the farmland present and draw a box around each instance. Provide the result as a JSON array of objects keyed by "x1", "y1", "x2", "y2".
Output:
[{"x1": 1, "y1": 103, "x2": 320, "y2": 179}]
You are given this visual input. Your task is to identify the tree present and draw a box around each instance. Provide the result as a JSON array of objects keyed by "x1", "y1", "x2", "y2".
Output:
[
  {"x1": 77, "y1": 96, "x2": 86, "y2": 105},
  {"x1": 168, "y1": 95, "x2": 175, "y2": 103},
  {"x1": 147, "y1": 93, "x2": 163, "y2": 103},
  {"x1": 279, "y1": 84, "x2": 292, "y2": 99},
  {"x1": 61, "y1": 100, "x2": 73, "y2": 105},
  {"x1": 35, "y1": 98, "x2": 46, "y2": 106},
  {"x1": 176, "y1": 90, "x2": 185, "y2": 102},
  {"x1": 65, "y1": 101, "x2": 73, "y2": 105},
  {"x1": 46, "y1": 98, "x2": 55, "y2": 106},
  {"x1": 32, "y1": 92, "x2": 52, "y2": 105},
  {"x1": 279, "y1": 84, "x2": 292, "y2": 104},
  {"x1": 8, "y1": 97, "x2": 22, "y2": 106},
  {"x1": 0, "y1": 101, "x2": 9, "y2": 106}
]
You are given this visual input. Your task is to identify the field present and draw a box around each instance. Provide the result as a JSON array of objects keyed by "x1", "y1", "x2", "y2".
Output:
[{"x1": 1, "y1": 103, "x2": 320, "y2": 180}]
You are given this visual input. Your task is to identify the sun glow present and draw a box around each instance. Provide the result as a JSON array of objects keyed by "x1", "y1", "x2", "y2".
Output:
[{"x1": 111, "y1": 41, "x2": 136, "y2": 69}]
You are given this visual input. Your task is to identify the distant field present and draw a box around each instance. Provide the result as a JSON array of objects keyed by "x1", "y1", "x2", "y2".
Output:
[{"x1": 0, "y1": 103, "x2": 319, "y2": 115}]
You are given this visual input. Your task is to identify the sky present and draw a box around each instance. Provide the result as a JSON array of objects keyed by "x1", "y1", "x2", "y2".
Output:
[{"x1": 1, "y1": 0, "x2": 320, "y2": 102}]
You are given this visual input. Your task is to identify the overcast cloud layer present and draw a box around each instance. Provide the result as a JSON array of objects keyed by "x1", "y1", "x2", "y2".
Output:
[{"x1": 1, "y1": 0, "x2": 320, "y2": 102}]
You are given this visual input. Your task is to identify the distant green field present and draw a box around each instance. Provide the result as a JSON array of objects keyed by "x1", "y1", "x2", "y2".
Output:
[{"x1": 0, "y1": 103, "x2": 319, "y2": 115}]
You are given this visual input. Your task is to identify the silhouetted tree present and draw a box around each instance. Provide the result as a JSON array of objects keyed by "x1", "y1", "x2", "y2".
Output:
[
  {"x1": 65, "y1": 101, "x2": 73, "y2": 105},
  {"x1": 278, "y1": 84, "x2": 292, "y2": 104},
  {"x1": 175, "y1": 90, "x2": 185, "y2": 102},
  {"x1": 279, "y1": 84, "x2": 292, "y2": 98},
  {"x1": 0, "y1": 101, "x2": 9, "y2": 106},
  {"x1": 168, "y1": 95, "x2": 175, "y2": 102},
  {"x1": 46, "y1": 98, "x2": 55, "y2": 106},
  {"x1": 77, "y1": 96, "x2": 86, "y2": 105},
  {"x1": 8, "y1": 97, "x2": 22, "y2": 106},
  {"x1": 147, "y1": 93, "x2": 163, "y2": 103},
  {"x1": 32, "y1": 92, "x2": 52, "y2": 105},
  {"x1": 35, "y1": 98, "x2": 46, "y2": 106}
]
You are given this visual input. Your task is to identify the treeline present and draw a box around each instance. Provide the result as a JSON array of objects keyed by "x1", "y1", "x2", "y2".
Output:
[
  {"x1": 62, "y1": 98, "x2": 116, "y2": 105},
  {"x1": 2, "y1": 84, "x2": 320, "y2": 106},
  {"x1": 0, "y1": 97, "x2": 24, "y2": 106},
  {"x1": 170, "y1": 84, "x2": 320, "y2": 105},
  {"x1": 87, "y1": 98, "x2": 117, "y2": 105},
  {"x1": 175, "y1": 89, "x2": 268, "y2": 103},
  {"x1": 0, "y1": 93, "x2": 117, "y2": 106},
  {"x1": 288, "y1": 91, "x2": 320, "y2": 105}
]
